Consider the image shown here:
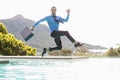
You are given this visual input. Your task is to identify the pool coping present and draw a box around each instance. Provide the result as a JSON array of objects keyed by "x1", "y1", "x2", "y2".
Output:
[
  {"x1": 0, "y1": 56, "x2": 89, "y2": 59},
  {"x1": 0, "y1": 60, "x2": 9, "y2": 64}
]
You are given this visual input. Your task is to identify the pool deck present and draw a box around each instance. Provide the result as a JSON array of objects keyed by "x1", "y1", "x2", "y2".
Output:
[{"x1": 0, "y1": 56, "x2": 89, "y2": 59}]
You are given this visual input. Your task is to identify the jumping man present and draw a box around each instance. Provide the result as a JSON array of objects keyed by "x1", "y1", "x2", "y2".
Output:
[{"x1": 31, "y1": 6, "x2": 84, "y2": 57}]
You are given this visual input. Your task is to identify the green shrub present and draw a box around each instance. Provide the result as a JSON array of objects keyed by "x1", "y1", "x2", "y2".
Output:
[
  {"x1": 0, "y1": 23, "x2": 8, "y2": 34},
  {"x1": 0, "y1": 22, "x2": 36, "y2": 56},
  {"x1": 104, "y1": 47, "x2": 119, "y2": 56}
]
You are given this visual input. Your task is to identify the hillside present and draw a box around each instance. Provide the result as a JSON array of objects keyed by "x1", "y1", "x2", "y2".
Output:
[{"x1": 0, "y1": 15, "x2": 106, "y2": 52}]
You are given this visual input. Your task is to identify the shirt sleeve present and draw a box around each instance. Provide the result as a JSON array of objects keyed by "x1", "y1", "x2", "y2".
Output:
[
  {"x1": 60, "y1": 15, "x2": 70, "y2": 22},
  {"x1": 33, "y1": 17, "x2": 47, "y2": 27}
]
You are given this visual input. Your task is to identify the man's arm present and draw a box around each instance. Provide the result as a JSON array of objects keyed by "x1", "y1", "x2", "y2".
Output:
[
  {"x1": 60, "y1": 9, "x2": 70, "y2": 22},
  {"x1": 31, "y1": 17, "x2": 46, "y2": 31}
]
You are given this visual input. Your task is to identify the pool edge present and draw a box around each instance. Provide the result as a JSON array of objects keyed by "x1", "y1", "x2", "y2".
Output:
[{"x1": 0, "y1": 56, "x2": 89, "y2": 59}]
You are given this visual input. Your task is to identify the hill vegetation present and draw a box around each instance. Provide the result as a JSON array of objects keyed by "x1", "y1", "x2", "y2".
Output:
[{"x1": 104, "y1": 47, "x2": 120, "y2": 56}]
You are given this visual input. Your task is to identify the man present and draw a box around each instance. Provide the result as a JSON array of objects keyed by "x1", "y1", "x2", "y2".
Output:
[{"x1": 31, "y1": 6, "x2": 84, "y2": 57}]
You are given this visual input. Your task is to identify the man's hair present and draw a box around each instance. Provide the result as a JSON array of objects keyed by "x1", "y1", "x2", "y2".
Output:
[{"x1": 51, "y1": 6, "x2": 56, "y2": 9}]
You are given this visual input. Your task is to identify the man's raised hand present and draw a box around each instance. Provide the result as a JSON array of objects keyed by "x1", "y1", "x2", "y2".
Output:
[{"x1": 66, "y1": 9, "x2": 70, "y2": 15}]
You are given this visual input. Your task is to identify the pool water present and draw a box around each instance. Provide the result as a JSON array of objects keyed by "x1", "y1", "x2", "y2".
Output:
[{"x1": 0, "y1": 58, "x2": 120, "y2": 80}]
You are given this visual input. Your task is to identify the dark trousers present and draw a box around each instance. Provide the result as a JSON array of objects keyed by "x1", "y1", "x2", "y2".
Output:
[{"x1": 49, "y1": 30, "x2": 75, "y2": 51}]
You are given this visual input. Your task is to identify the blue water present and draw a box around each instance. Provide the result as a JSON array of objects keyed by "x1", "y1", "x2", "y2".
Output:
[{"x1": 0, "y1": 58, "x2": 120, "y2": 80}]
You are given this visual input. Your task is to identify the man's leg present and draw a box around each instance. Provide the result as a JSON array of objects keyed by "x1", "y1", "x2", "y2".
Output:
[
  {"x1": 51, "y1": 31, "x2": 84, "y2": 47},
  {"x1": 51, "y1": 30, "x2": 75, "y2": 42},
  {"x1": 42, "y1": 37, "x2": 62, "y2": 57},
  {"x1": 51, "y1": 30, "x2": 84, "y2": 47},
  {"x1": 49, "y1": 37, "x2": 62, "y2": 51}
]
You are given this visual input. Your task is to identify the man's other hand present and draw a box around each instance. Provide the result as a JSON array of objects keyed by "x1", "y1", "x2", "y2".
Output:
[{"x1": 31, "y1": 26, "x2": 34, "y2": 31}]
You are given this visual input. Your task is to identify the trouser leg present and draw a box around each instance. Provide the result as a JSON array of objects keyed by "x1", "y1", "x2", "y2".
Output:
[
  {"x1": 49, "y1": 37, "x2": 62, "y2": 51},
  {"x1": 49, "y1": 30, "x2": 76, "y2": 51},
  {"x1": 51, "y1": 30, "x2": 75, "y2": 43}
]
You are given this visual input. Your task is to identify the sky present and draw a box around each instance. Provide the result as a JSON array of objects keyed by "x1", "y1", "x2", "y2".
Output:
[{"x1": 0, "y1": 0, "x2": 120, "y2": 48}]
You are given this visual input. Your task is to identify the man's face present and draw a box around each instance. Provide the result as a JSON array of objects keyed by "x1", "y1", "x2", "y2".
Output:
[{"x1": 51, "y1": 7, "x2": 56, "y2": 15}]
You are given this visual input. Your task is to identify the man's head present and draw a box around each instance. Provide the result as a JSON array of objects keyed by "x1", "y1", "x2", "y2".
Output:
[{"x1": 51, "y1": 6, "x2": 57, "y2": 16}]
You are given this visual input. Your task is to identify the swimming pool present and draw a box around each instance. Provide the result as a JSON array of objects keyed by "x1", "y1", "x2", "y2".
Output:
[{"x1": 0, "y1": 58, "x2": 120, "y2": 80}]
